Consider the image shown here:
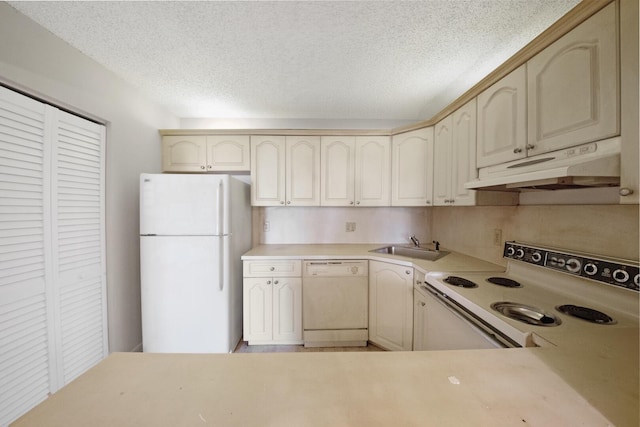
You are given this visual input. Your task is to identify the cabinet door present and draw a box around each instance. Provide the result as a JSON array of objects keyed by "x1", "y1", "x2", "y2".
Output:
[
  {"x1": 205, "y1": 135, "x2": 250, "y2": 171},
  {"x1": 477, "y1": 65, "x2": 527, "y2": 167},
  {"x1": 321, "y1": 136, "x2": 355, "y2": 206},
  {"x1": 272, "y1": 277, "x2": 303, "y2": 343},
  {"x1": 286, "y1": 136, "x2": 320, "y2": 206},
  {"x1": 528, "y1": 3, "x2": 617, "y2": 155},
  {"x1": 451, "y1": 99, "x2": 477, "y2": 206},
  {"x1": 391, "y1": 127, "x2": 434, "y2": 206},
  {"x1": 243, "y1": 278, "x2": 273, "y2": 343},
  {"x1": 355, "y1": 136, "x2": 390, "y2": 206},
  {"x1": 413, "y1": 289, "x2": 428, "y2": 351},
  {"x1": 369, "y1": 261, "x2": 413, "y2": 351},
  {"x1": 251, "y1": 136, "x2": 286, "y2": 206},
  {"x1": 433, "y1": 116, "x2": 453, "y2": 206},
  {"x1": 162, "y1": 136, "x2": 206, "y2": 172}
]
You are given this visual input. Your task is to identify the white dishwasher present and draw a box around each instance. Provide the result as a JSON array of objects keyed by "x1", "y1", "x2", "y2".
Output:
[{"x1": 302, "y1": 260, "x2": 369, "y2": 347}]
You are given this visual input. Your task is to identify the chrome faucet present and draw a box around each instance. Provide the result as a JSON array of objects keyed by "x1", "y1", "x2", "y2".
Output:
[{"x1": 410, "y1": 235, "x2": 420, "y2": 247}]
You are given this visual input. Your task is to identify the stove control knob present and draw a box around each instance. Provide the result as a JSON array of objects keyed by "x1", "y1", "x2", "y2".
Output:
[
  {"x1": 549, "y1": 256, "x2": 558, "y2": 266},
  {"x1": 634, "y1": 274, "x2": 639, "y2": 288},
  {"x1": 613, "y1": 269, "x2": 630, "y2": 283},
  {"x1": 531, "y1": 252, "x2": 542, "y2": 262},
  {"x1": 565, "y1": 258, "x2": 581, "y2": 273},
  {"x1": 583, "y1": 263, "x2": 598, "y2": 276},
  {"x1": 515, "y1": 249, "x2": 525, "y2": 259},
  {"x1": 506, "y1": 247, "x2": 515, "y2": 257},
  {"x1": 556, "y1": 258, "x2": 566, "y2": 268}
]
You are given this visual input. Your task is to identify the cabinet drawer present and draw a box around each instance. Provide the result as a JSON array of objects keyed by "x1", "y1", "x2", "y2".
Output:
[{"x1": 243, "y1": 260, "x2": 302, "y2": 277}]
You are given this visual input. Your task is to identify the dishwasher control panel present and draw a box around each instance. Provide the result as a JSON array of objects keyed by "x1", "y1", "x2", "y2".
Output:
[{"x1": 303, "y1": 260, "x2": 369, "y2": 277}]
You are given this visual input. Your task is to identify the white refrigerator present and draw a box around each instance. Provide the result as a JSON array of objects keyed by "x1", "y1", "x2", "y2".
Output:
[{"x1": 139, "y1": 174, "x2": 251, "y2": 353}]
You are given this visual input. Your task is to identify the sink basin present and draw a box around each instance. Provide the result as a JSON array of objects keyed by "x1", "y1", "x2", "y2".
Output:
[
  {"x1": 370, "y1": 245, "x2": 449, "y2": 261},
  {"x1": 491, "y1": 302, "x2": 562, "y2": 327}
]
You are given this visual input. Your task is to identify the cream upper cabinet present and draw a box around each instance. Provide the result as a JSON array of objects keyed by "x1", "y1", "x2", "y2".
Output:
[
  {"x1": 527, "y1": 3, "x2": 618, "y2": 155},
  {"x1": 369, "y1": 261, "x2": 414, "y2": 351},
  {"x1": 433, "y1": 116, "x2": 453, "y2": 206},
  {"x1": 162, "y1": 135, "x2": 207, "y2": 172},
  {"x1": 321, "y1": 136, "x2": 390, "y2": 207},
  {"x1": 391, "y1": 127, "x2": 434, "y2": 206},
  {"x1": 251, "y1": 136, "x2": 286, "y2": 206},
  {"x1": 286, "y1": 136, "x2": 321, "y2": 206},
  {"x1": 451, "y1": 99, "x2": 478, "y2": 205},
  {"x1": 251, "y1": 135, "x2": 320, "y2": 206},
  {"x1": 476, "y1": 65, "x2": 527, "y2": 168},
  {"x1": 162, "y1": 135, "x2": 250, "y2": 172},
  {"x1": 354, "y1": 136, "x2": 391, "y2": 206},
  {"x1": 321, "y1": 136, "x2": 356, "y2": 206},
  {"x1": 205, "y1": 135, "x2": 250, "y2": 171}
]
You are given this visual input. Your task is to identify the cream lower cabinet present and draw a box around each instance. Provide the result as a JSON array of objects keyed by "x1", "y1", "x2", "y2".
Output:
[
  {"x1": 243, "y1": 260, "x2": 303, "y2": 345},
  {"x1": 368, "y1": 261, "x2": 414, "y2": 351},
  {"x1": 434, "y1": 99, "x2": 477, "y2": 206},
  {"x1": 391, "y1": 127, "x2": 434, "y2": 206},
  {"x1": 162, "y1": 135, "x2": 250, "y2": 172}
]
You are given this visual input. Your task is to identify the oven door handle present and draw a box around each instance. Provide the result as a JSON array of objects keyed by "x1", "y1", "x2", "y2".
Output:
[{"x1": 420, "y1": 283, "x2": 521, "y2": 348}]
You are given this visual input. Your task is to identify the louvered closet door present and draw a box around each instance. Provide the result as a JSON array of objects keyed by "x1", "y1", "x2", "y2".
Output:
[
  {"x1": 0, "y1": 87, "x2": 107, "y2": 426},
  {"x1": 51, "y1": 110, "x2": 107, "y2": 386},
  {"x1": 0, "y1": 86, "x2": 53, "y2": 425}
]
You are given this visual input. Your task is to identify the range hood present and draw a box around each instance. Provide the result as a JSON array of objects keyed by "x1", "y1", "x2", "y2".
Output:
[{"x1": 465, "y1": 137, "x2": 621, "y2": 191}]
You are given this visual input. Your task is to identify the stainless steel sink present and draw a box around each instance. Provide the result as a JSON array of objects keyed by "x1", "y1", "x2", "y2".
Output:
[
  {"x1": 370, "y1": 245, "x2": 449, "y2": 261},
  {"x1": 491, "y1": 302, "x2": 562, "y2": 327}
]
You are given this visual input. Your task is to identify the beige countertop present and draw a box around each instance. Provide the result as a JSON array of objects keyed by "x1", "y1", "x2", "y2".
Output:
[
  {"x1": 242, "y1": 243, "x2": 506, "y2": 273},
  {"x1": 11, "y1": 348, "x2": 627, "y2": 427},
  {"x1": 13, "y1": 244, "x2": 638, "y2": 426}
]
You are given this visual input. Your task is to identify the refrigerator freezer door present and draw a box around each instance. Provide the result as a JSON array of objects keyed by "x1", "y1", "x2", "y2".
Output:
[
  {"x1": 140, "y1": 235, "x2": 232, "y2": 353},
  {"x1": 140, "y1": 174, "x2": 230, "y2": 236}
]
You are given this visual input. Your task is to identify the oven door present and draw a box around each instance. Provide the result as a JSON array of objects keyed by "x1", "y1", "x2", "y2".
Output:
[{"x1": 414, "y1": 283, "x2": 519, "y2": 350}]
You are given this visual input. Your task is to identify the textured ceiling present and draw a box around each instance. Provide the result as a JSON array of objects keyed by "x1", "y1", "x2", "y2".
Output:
[{"x1": 9, "y1": 0, "x2": 581, "y2": 125}]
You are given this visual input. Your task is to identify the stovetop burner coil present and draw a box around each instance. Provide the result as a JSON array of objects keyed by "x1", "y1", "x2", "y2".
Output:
[
  {"x1": 444, "y1": 276, "x2": 478, "y2": 288},
  {"x1": 556, "y1": 304, "x2": 617, "y2": 325},
  {"x1": 487, "y1": 277, "x2": 522, "y2": 288}
]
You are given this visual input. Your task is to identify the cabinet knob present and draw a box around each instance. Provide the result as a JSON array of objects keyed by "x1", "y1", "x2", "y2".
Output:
[
  {"x1": 267, "y1": 280, "x2": 272, "y2": 285},
  {"x1": 274, "y1": 280, "x2": 279, "y2": 285},
  {"x1": 426, "y1": 200, "x2": 431, "y2": 205},
  {"x1": 207, "y1": 165, "x2": 212, "y2": 169},
  {"x1": 420, "y1": 302, "x2": 426, "y2": 307},
  {"x1": 356, "y1": 201, "x2": 360, "y2": 205},
  {"x1": 287, "y1": 201, "x2": 291, "y2": 205},
  {"x1": 406, "y1": 270, "x2": 411, "y2": 275},
  {"x1": 280, "y1": 201, "x2": 285, "y2": 205},
  {"x1": 200, "y1": 165, "x2": 206, "y2": 170},
  {"x1": 350, "y1": 201, "x2": 354, "y2": 205},
  {"x1": 513, "y1": 148, "x2": 523, "y2": 154},
  {"x1": 526, "y1": 144, "x2": 535, "y2": 150},
  {"x1": 620, "y1": 188, "x2": 634, "y2": 196},
  {"x1": 270, "y1": 267, "x2": 275, "y2": 271}
]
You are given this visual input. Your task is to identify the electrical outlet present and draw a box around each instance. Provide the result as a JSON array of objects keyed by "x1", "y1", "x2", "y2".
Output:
[
  {"x1": 263, "y1": 221, "x2": 270, "y2": 232},
  {"x1": 346, "y1": 222, "x2": 356, "y2": 232},
  {"x1": 493, "y1": 228, "x2": 502, "y2": 246}
]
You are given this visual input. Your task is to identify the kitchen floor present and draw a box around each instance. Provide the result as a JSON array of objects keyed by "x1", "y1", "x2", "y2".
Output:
[{"x1": 234, "y1": 341, "x2": 385, "y2": 353}]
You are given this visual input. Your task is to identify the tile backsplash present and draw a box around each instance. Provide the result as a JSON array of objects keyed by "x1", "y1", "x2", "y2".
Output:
[{"x1": 253, "y1": 206, "x2": 431, "y2": 245}]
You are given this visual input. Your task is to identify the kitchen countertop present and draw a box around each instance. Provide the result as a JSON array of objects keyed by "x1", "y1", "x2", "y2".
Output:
[
  {"x1": 11, "y1": 348, "x2": 627, "y2": 427},
  {"x1": 13, "y1": 244, "x2": 639, "y2": 426},
  {"x1": 241, "y1": 243, "x2": 506, "y2": 273}
]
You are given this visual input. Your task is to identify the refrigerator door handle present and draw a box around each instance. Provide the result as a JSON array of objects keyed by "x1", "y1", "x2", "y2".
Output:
[
  {"x1": 216, "y1": 180, "x2": 224, "y2": 236},
  {"x1": 218, "y1": 237, "x2": 224, "y2": 291}
]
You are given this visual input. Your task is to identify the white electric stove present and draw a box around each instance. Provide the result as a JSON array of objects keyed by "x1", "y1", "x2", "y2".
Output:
[{"x1": 421, "y1": 241, "x2": 639, "y2": 348}]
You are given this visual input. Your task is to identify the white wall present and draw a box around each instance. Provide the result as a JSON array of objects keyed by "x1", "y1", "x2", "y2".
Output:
[{"x1": 0, "y1": 3, "x2": 180, "y2": 352}]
